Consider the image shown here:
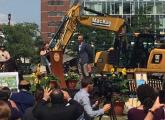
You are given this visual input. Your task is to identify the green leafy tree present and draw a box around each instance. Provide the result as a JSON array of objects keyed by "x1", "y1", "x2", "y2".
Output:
[
  {"x1": 130, "y1": 6, "x2": 160, "y2": 33},
  {"x1": 2, "y1": 23, "x2": 42, "y2": 64}
]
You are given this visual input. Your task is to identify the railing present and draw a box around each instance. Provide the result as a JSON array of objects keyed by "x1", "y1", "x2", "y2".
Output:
[{"x1": 128, "y1": 78, "x2": 164, "y2": 94}]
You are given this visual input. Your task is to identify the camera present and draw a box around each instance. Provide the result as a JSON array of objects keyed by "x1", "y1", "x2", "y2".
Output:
[
  {"x1": 93, "y1": 77, "x2": 121, "y2": 102},
  {"x1": 159, "y1": 89, "x2": 165, "y2": 104}
]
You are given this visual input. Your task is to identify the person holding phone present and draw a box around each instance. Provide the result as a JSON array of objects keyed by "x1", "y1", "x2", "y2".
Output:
[
  {"x1": 74, "y1": 77, "x2": 111, "y2": 120},
  {"x1": 159, "y1": 89, "x2": 165, "y2": 104},
  {"x1": 33, "y1": 88, "x2": 84, "y2": 120},
  {"x1": 128, "y1": 84, "x2": 164, "y2": 120},
  {"x1": 144, "y1": 96, "x2": 165, "y2": 120}
]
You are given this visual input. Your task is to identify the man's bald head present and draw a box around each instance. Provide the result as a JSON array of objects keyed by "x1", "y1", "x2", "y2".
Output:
[{"x1": 50, "y1": 89, "x2": 64, "y2": 104}]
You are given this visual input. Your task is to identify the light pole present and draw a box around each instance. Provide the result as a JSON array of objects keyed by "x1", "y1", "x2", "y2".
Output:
[{"x1": 8, "y1": 13, "x2": 11, "y2": 26}]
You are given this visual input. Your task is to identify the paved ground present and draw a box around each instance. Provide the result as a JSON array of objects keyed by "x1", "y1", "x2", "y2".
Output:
[{"x1": 94, "y1": 115, "x2": 127, "y2": 120}]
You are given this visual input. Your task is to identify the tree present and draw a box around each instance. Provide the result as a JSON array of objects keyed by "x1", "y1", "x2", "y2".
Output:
[
  {"x1": 2, "y1": 23, "x2": 42, "y2": 64},
  {"x1": 130, "y1": 6, "x2": 160, "y2": 33}
]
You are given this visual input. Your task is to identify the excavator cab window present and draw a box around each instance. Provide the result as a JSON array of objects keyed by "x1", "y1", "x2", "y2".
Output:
[
  {"x1": 108, "y1": 48, "x2": 119, "y2": 66},
  {"x1": 151, "y1": 54, "x2": 162, "y2": 64},
  {"x1": 155, "y1": 35, "x2": 165, "y2": 48}
]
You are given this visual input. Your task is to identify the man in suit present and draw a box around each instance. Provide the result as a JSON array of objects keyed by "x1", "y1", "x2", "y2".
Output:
[
  {"x1": 33, "y1": 88, "x2": 83, "y2": 120},
  {"x1": 77, "y1": 34, "x2": 93, "y2": 78}
]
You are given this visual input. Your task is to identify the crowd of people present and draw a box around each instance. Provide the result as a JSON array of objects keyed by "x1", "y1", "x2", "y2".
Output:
[
  {"x1": 0, "y1": 76, "x2": 111, "y2": 120},
  {"x1": 0, "y1": 34, "x2": 164, "y2": 120},
  {"x1": 0, "y1": 77, "x2": 164, "y2": 120}
]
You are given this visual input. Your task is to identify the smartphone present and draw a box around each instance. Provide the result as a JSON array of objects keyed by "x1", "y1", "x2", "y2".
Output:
[{"x1": 159, "y1": 89, "x2": 165, "y2": 104}]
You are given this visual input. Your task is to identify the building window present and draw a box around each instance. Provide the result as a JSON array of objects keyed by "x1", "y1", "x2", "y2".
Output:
[
  {"x1": 130, "y1": 2, "x2": 135, "y2": 15},
  {"x1": 48, "y1": 1, "x2": 64, "y2": 6},
  {"x1": 107, "y1": 2, "x2": 120, "y2": 15},
  {"x1": 156, "y1": 2, "x2": 165, "y2": 14},
  {"x1": 48, "y1": 32, "x2": 54, "y2": 38},
  {"x1": 144, "y1": 2, "x2": 153, "y2": 14},
  {"x1": 48, "y1": 11, "x2": 64, "y2": 16},
  {"x1": 159, "y1": 15, "x2": 165, "y2": 29},
  {"x1": 107, "y1": 2, "x2": 115, "y2": 14},
  {"x1": 48, "y1": 21, "x2": 56, "y2": 26},
  {"x1": 114, "y1": 3, "x2": 119, "y2": 14},
  {"x1": 123, "y1": 2, "x2": 131, "y2": 14},
  {"x1": 48, "y1": 21, "x2": 61, "y2": 27},
  {"x1": 87, "y1": 2, "x2": 102, "y2": 12}
]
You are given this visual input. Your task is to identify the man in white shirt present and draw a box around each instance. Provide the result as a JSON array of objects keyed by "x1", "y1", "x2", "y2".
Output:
[
  {"x1": 0, "y1": 46, "x2": 11, "y2": 71},
  {"x1": 74, "y1": 77, "x2": 111, "y2": 120}
]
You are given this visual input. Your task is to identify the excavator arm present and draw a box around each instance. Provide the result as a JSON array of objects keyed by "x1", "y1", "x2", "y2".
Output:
[
  {"x1": 49, "y1": 4, "x2": 125, "y2": 51},
  {"x1": 49, "y1": 4, "x2": 80, "y2": 51},
  {"x1": 79, "y1": 16, "x2": 124, "y2": 32}
]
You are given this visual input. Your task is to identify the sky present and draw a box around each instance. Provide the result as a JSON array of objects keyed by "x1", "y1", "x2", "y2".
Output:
[{"x1": 0, "y1": 0, "x2": 40, "y2": 26}]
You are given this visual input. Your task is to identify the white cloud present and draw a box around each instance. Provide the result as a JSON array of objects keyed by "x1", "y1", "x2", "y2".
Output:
[{"x1": 0, "y1": 13, "x2": 8, "y2": 24}]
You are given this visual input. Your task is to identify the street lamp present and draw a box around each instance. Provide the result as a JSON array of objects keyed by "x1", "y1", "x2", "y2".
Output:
[{"x1": 8, "y1": 13, "x2": 11, "y2": 26}]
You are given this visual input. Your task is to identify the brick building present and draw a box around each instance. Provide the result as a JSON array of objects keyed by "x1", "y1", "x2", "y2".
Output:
[{"x1": 41, "y1": 0, "x2": 70, "y2": 43}]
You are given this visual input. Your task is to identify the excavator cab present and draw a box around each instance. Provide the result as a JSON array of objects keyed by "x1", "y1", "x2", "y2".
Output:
[
  {"x1": 95, "y1": 33, "x2": 157, "y2": 73},
  {"x1": 147, "y1": 34, "x2": 165, "y2": 71}
]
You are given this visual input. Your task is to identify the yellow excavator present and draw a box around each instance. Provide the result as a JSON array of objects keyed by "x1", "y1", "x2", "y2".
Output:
[
  {"x1": 95, "y1": 32, "x2": 165, "y2": 77},
  {"x1": 48, "y1": 2, "x2": 125, "y2": 88},
  {"x1": 48, "y1": 2, "x2": 165, "y2": 89}
]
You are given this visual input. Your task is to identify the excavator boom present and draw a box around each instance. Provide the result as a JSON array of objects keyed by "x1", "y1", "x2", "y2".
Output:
[
  {"x1": 50, "y1": 4, "x2": 125, "y2": 51},
  {"x1": 79, "y1": 16, "x2": 124, "y2": 32}
]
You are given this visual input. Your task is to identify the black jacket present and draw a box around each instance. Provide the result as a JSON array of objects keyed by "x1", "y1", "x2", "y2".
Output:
[{"x1": 33, "y1": 99, "x2": 83, "y2": 120}]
